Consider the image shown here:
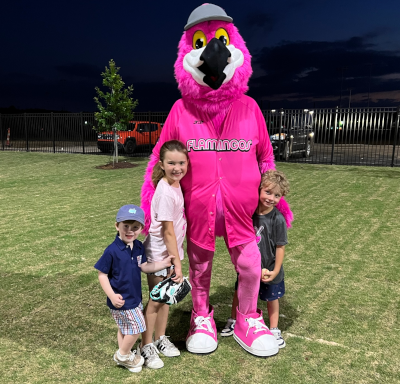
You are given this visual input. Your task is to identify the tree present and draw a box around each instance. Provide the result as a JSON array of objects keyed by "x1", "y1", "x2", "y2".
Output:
[{"x1": 94, "y1": 59, "x2": 138, "y2": 164}]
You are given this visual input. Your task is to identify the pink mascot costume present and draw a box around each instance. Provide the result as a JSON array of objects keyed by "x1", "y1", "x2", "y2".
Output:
[{"x1": 141, "y1": 4, "x2": 293, "y2": 357}]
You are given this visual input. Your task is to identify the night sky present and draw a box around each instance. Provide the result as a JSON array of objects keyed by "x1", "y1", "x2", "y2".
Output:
[{"x1": 2, "y1": 0, "x2": 400, "y2": 112}]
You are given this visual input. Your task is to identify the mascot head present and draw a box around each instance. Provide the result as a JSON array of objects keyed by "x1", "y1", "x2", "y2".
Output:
[{"x1": 174, "y1": 3, "x2": 252, "y2": 114}]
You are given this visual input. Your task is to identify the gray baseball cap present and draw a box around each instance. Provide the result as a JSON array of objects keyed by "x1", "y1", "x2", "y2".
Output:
[
  {"x1": 184, "y1": 3, "x2": 233, "y2": 31},
  {"x1": 116, "y1": 204, "x2": 145, "y2": 226}
]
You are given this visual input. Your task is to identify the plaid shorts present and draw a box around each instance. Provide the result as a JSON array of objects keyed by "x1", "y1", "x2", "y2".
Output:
[{"x1": 110, "y1": 305, "x2": 146, "y2": 335}]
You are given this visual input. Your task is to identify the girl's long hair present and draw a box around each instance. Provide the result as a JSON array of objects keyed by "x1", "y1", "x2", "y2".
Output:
[{"x1": 152, "y1": 140, "x2": 189, "y2": 187}]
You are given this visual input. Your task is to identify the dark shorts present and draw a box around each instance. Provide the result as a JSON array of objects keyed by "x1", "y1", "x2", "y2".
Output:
[
  {"x1": 259, "y1": 279, "x2": 285, "y2": 301},
  {"x1": 235, "y1": 274, "x2": 285, "y2": 302}
]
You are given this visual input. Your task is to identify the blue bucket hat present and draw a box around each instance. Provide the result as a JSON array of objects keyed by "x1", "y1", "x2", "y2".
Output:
[
  {"x1": 184, "y1": 3, "x2": 233, "y2": 30},
  {"x1": 116, "y1": 204, "x2": 145, "y2": 226}
]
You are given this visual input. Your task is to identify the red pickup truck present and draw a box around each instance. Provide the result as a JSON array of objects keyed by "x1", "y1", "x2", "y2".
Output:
[{"x1": 97, "y1": 121, "x2": 163, "y2": 154}]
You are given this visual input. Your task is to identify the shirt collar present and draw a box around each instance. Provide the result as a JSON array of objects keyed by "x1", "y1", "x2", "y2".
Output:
[
  {"x1": 114, "y1": 234, "x2": 143, "y2": 252},
  {"x1": 114, "y1": 234, "x2": 130, "y2": 250}
]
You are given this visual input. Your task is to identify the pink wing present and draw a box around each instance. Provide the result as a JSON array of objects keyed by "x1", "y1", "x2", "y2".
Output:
[
  {"x1": 276, "y1": 198, "x2": 294, "y2": 229},
  {"x1": 140, "y1": 153, "x2": 158, "y2": 235}
]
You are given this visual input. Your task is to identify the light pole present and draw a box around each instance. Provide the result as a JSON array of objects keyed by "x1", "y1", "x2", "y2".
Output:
[
  {"x1": 348, "y1": 88, "x2": 353, "y2": 109},
  {"x1": 366, "y1": 63, "x2": 372, "y2": 108},
  {"x1": 338, "y1": 66, "x2": 347, "y2": 108}
]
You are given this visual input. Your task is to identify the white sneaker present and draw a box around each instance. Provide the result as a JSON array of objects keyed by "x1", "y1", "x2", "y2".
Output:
[
  {"x1": 270, "y1": 328, "x2": 286, "y2": 348},
  {"x1": 221, "y1": 318, "x2": 236, "y2": 337},
  {"x1": 113, "y1": 350, "x2": 144, "y2": 373},
  {"x1": 154, "y1": 336, "x2": 181, "y2": 357},
  {"x1": 138, "y1": 343, "x2": 164, "y2": 369}
]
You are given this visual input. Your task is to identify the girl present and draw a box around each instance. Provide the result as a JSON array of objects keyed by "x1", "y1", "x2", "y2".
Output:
[{"x1": 139, "y1": 140, "x2": 189, "y2": 369}]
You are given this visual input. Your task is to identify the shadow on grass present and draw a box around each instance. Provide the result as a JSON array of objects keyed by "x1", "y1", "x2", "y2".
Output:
[
  {"x1": 1, "y1": 270, "x2": 299, "y2": 360},
  {"x1": 164, "y1": 282, "x2": 300, "y2": 345}
]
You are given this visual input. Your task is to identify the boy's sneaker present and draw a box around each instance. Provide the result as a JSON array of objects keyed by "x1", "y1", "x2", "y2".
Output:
[
  {"x1": 270, "y1": 328, "x2": 286, "y2": 348},
  {"x1": 138, "y1": 343, "x2": 164, "y2": 369},
  {"x1": 113, "y1": 350, "x2": 144, "y2": 373},
  {"x1": 154, "y1": 336, "x2": 180, "y2": 357},
  {"x1": 220, "y1": 318, "x2": 236, "y2": 337}
]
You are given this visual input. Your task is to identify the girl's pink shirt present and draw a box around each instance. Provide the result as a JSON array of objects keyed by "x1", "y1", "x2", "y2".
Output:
[
  {"x1": 143, "y1": 178, "x2": 186, "y2": 261},
  {"x1": 152, "y1": 95, "x2": 274, "y2": 251}
]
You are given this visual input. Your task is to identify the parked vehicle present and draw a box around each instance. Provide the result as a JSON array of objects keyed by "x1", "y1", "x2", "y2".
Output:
[
  {"x1": 97, "y1": 121, "x2": 163, "y2": 154},
  {"x1": 269, "y1": 111, "x2": 314, "y2": 160}
]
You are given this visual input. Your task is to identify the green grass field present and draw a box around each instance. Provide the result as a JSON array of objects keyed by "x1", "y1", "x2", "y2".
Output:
[{"x1": 1, "y1": 152, "x2": 399, "y2": 384}]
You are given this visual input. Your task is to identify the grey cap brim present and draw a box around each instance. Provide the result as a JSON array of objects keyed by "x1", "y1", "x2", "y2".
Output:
[{"x1": 184, "y1": 3, "x2": 233, "y2": 31}]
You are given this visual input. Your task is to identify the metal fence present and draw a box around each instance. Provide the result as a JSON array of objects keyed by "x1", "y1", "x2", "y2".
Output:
[
  {"x1": 265, "y1": 107, "x2": 400, "y2": 167},
  {"x1": 0, "y1": 112, "x2": 168, "y2": 157},
  {"x1": 1, "y1": 107, "x2": 399, "y2": 166}
]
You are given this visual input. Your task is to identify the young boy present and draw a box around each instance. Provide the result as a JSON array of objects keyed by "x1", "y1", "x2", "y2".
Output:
[
  {"x1": 95, "y1": 204, "x2": 174, "y2": 373},
  {"x1": 221, "y1": 170, "x2": 290, "y2": 348}
]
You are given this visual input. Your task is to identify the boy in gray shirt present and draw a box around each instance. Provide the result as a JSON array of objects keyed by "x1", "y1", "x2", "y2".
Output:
[{"x1": 221, "y1": 170, "x2": 290, "y2": 349}]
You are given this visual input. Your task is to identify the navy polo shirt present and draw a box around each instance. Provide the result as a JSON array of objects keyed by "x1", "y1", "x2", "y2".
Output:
[{"x1": 94, "y1": 235, "x2": 147, "y2": 310}]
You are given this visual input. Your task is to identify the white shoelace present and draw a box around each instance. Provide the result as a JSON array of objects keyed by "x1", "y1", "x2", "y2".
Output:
[
  {"x1": 245, "y1": 316, "x2": 270, "y2": 337},
  {"x1": 159, "y1": 336, "x2": 174, "y2": 347},
  {"x1": 128, "y1": 351, "x2": 136, "y2": 361},
  {"x1": 194, "y1": 316, "x2": 215, "y2": 335},
  {"x1": 142, "y1": 344, "x2": 160, "y2": 359}
]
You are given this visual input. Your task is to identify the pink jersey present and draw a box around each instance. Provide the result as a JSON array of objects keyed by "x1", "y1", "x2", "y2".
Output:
[
  {"x1": 143, "y1": 178, "x2": 186, "y2": 261},
  {"x1": 152, "y1": 95, "x2": 273, "y2": 251}
]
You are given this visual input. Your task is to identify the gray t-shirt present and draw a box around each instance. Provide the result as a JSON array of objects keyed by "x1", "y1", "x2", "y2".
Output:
[{"x1": 252, "y1": 207, "x2": 288, "y2": 285}]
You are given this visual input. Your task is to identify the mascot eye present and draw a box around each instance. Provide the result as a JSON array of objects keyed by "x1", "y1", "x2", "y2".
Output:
[
  {"x1": 193, "y1": 30, "x2": 207, "y2": 49},
  {"x1": 215, "y1": 28, "x2": 230, "y2": 46}
]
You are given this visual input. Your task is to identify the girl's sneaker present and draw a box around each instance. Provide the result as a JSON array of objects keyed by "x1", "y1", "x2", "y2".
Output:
[
  {"x1": 221, "y1": 318, "x2": 236, "y2": 337},
  {"x1": 270, "y1": 328, "x2": 286, "y2": 348},
  {"x1": 113, "y1": 350, "x2": 144, "y2": 373},
  {"x1": 154, "y1": 335, "x2": 181, "y2": 357},
  {"x1": 138, "y1": 343, "x2": 164, "y2": 369}
]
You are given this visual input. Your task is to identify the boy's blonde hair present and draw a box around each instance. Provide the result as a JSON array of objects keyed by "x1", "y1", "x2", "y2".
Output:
[{"x1": 260, "y1": 170, "x2": 290, "y2": 196}]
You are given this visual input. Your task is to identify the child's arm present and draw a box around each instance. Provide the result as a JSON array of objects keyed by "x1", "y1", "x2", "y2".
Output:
[
  {"x1": 262, "y1": 245, "x2": 285, "y2": 283},
  {"x1": 161, "y1": 221, "x2": 183, "y2": 283},
  {"x1": 97, "y1": 271, "x2": 125, "y2": 308},
  {"x1": 140, "y1": 255, "x2": 175, "y2": 274}
]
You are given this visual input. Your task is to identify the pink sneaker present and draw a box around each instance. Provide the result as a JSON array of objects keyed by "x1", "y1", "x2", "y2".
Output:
[
  {"x1": 186, "y1": 306, "x2": 218, "y2": 354},
  {"x1": 233, "y1": 307, "x2": 279, "y2": 357}
]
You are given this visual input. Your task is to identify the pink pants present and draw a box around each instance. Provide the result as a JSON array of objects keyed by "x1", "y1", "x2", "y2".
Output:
[{"x1": 187, "y1": 237, "x2": 261, "y2": 316}]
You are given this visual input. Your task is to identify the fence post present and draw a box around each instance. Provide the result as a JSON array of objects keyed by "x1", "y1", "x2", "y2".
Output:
[
  {"x1": 80, "y1": 112, "x2": 85, "y2": 154},
  {"x1": 278, "y1": 108, "x2": 284, "y2": 161},
  {"x1": 391, "y1": 106, "x2": 400, "y2": 167},
  {"x1": 51, "y1": 112, "x2": 55, "y2": 153},
  {"x1": 331, "y1": 107, "x2": 338, "y2": 165},
  {"x1": 148, "y1": 111, "x2": 152, "y2": 154},
  {"x1": 0, "y1": 114, "x2": 3, "y2": 150},
  {"x1": 24, "y1": 113, "x2": 29, "y2": 152}
]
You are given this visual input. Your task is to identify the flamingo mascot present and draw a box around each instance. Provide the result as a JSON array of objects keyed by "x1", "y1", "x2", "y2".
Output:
[{"x1": 141, "y1": 3, "x2": 293, "y2": 357}]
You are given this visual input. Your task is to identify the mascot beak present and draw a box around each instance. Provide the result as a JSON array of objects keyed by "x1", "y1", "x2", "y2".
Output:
[{"x1": 198, "y1": 38, "x2": 231, "y2": 90}]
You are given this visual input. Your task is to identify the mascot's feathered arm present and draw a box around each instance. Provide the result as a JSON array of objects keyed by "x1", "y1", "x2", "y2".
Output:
[
  {"x1": 255, "y1": 104, "x2": 294, "y2": 228},
  {"x1": 140, "y1": 106, "x2": 179, "y2": 235},
  {"x1": 140, "y1": 150, "x2": 158, "y2": 235}
]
